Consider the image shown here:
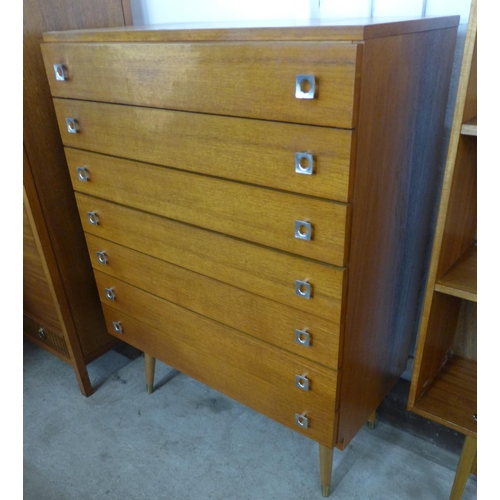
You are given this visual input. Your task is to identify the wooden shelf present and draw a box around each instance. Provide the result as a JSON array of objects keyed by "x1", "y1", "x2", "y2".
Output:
[
  {"x1": 435, "y1": 244, "x2": 477, "y2": 302},
  {"x1": 461, "y1": 117, "x2": 477, "y2": 136},
  {"x1": 412, "y1": 356, "x2": 477, "y2": 437}
]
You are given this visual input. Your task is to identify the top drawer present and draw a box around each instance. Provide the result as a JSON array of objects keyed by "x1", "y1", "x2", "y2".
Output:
[{"x1": 41, "y1": 42, "x2": 361, "y2": 128}]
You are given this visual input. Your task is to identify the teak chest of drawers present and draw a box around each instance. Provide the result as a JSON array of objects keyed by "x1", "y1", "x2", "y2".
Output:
[{"x1": 42, "y1": 16, "x2": 458, "y2": 496}]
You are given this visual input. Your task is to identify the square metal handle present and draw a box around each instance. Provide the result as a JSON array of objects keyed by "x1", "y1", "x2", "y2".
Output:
[
  {"x1": 77, "y1": 167, "x2": 89, "y2": 182},
  {"x1": 87, "y1": 211, "x2": 99, "y2": 226},
  {"x1": 295, "y1": 153, "x2": 314, "y2": 175},
  {"x1": 295, "y1": 329, "x2": 311, "y2": 347},
  {"x1": 295, "y1": 75, "x2": 315, "y2": 99},
  {"x1": 96, "y1": 251, "x2": 108, "y2": 265},
  {"x1": 295, "y1": 220, "x2": 312, "y2": 241},
  {"x1": 66, "y1": 118, "x2": 78, "y2": 134},
  {"x1": 295, "y1": 412, "x2": 309, "y2": 429},
  {"x1": 112, "y1": 321, "x2": 123, "y2": 334},
  {"x1": 295, "y1": 280, "x2": 311, "y2": 299},
  {"x1": 53, "y1": 64, "x2": 66, "y2": 81},
  {"x1": 105, "y1": 287, "x2": 116, "y2": 301},
  {"x1": 295, "y1": 374, "x2": 310, "y2": 391}
]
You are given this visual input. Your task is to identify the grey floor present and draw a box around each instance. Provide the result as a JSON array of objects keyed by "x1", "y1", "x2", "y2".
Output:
[{"x1": 23, "y1": 339, "x2": 477, "y2": 500}]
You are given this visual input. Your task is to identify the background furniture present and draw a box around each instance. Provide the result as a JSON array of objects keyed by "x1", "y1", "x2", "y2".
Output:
[
  {"x1": 41, "y1": 17, "x2": 458, "y2": 494},
  {"x1": 408, "y1": 1, "x2": 477, "y2": 499},
  {"x1": 23, "y1": 0, "x2": 132, "y2": 396}
]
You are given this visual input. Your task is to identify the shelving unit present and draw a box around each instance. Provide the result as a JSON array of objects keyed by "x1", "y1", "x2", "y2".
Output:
[{"x1": 408, "y1": 1, "x2": 477, "y2": 499}]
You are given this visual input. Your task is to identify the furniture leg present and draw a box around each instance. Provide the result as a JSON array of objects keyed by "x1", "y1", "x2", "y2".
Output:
[
  {"x1": 144, "y1": 352, "x2": 156, "y2": 394},
  {"x1": 449, "y1": 435, "x2": 477, "y2": 500},
  {"x1": 367, "y1": 410, "x2": 377, "y2": 429},
  {"x1": 319, "y1": 444, "x2": 334, "y2": 497}
]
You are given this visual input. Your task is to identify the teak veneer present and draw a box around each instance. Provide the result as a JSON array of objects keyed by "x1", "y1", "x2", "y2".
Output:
[
  {"x1": 42, "y1": 16, "x2": 458, "y2": 495},
  {"x1": 408, "y1": 2, "x2": 477, "y2": 499}
]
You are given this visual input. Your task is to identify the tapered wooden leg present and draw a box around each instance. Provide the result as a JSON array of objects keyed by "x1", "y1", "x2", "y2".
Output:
[
  {"x1": 449, "y1": 435, "x2": 477, "y2": 500},
  {"x1": 319, "y1": 444, "x2": 334, "y2": 497},
  {"x1": 367, "y1": 410, "x2": 377, "y2": 429},
  {"x1": 144, "y1": 352, "x2": 156, "y2": 394}
]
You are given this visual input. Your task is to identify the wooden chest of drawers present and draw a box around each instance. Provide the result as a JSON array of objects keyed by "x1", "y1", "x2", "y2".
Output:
[{"x1": 41, "y1": 16, "x2": 458, "y2": 496}]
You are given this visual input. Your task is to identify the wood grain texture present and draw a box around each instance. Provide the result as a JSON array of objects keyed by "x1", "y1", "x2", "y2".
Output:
[
  {"x1": 23, "y1": 203, "x2": 37, "y2": 248},
  {"x1": 411, "y1": 356, "x2": 476, "y2": 437},
  {"x1": 54, "y1": 99, "x2": 354, "y2": 202},
  {"x1": 336, "y1": 27, "x2": 457, "y2": 448},
  {"x1": 41, "y1": 16, "x2": 459, "y2": 43},
  {"x1": 75, "y1": 193, "x2": 346, "y2": 321},
  {"x1": 41, "y1": 41, "x2": 361, "y2": 128},
  {"x1": 435, "y1": 244, "x2": 476, "y2": 301},
  {"x1": 101, "y1": 303, "x2": 338, "y2": 447},
  {"x1": 65, "y1": 149, "x2": 349, "y2": 265},
  {"x1": 23, "y1": 314, "x2": 69, "y2": 360},
  {"x1": 87, "y1": 235, "x2": 341, "y2": 369},
  {"x1": 408, "y1": 1, "x2": 477, "y2": 416},
  {"x1": 452, "y1": 301, "x2": 477, "y2": 362},
  {"x1": 449, "y1": 435, "x2": 477, "y2": 500},
  {"x1": 23, "y1": 0, "x2": 129, "y2": 394}
]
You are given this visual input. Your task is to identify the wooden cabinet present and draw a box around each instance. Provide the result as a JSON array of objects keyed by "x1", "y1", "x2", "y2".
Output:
[
  {"x1": 23, "y1": 0, "x2": 132, "y2": 396},
  {"x1": 41, "y1": 17, "x2": 458, "y2": 494},
  {"x1": 408, "y1": 2, "x2": 477, "y2": 499}
]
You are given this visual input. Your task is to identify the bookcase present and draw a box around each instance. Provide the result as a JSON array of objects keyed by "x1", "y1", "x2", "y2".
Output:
[{"x1": 408, "y1": 1, "x2": 477, "y2": 499}]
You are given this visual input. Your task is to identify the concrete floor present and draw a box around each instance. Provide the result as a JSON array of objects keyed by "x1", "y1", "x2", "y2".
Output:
[{"x1": 23, "y1": 339, "x2": 477, "y2": 500}]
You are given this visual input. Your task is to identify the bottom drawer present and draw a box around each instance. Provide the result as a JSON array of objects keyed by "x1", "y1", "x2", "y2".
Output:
[
  {"x1": 24, "y1": 315, "x2": 69, "y2": 359},
  {"x1": 101, "y1": 300, "x2": 338, "y2": 447}
]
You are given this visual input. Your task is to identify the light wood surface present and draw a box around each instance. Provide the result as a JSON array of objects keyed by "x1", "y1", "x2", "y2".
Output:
[
  {"x1": 75, "y1": 193, "x2": 346, "y2": 321},
  {"x1": 23, "y1": 314, "x2": 69, "y2": 360},
  {"x1": 42, "y1": 41, "x2": 361, "y2": 128},
  {"x1": 42, "y1": 16, "x2": 459, "y2": 43},
  {"x1": 54, "y1": 99, "x2": 354, "y2": 202},
  {"x1": 435, "y1": 245, "x2": 477, "y2": 301},
  {"x1": 87, "y1": 235, "x2": 341, "y2": 369},
  {"x1": 336, "y1": 26, "x2": 457, "y2": 448},
  {"x1": 66, "y1": 149, "x2": 349, "y2": 265},
  {"x1": 101, "y1": 303, "x2": 339, "y2": 447},
  {"x1": 449, "y1": 435, "x2": 477, "y2": 500}
]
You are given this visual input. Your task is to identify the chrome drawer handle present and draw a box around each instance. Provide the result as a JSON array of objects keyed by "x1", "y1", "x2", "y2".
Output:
[
  {"x1": 96, "y1": 251, "x2": 108, "y2": 265},
  {"x1": 37, "y1": 327, "x2": 46, "y2": 340},
  {"x1": 53, "y1": 64, "x2": 66, "y2": 81},
  {"x1": 295, "y1": 153, "x2": 314, "y2": 175},
  {"x1": 295, "y1": 374, "x2": 309, "y2": 391},
  {"x1": 295, "y1": 220, "x2": 312, "y2": 241},
  {"x1": 66, "y1": 118, "x2": 78, "y2": 134},
  {"x1": 295, "y1": 412, "x2": 309, "y2": 429},
  {"x1": 77, "y1": 167, "x2": 89, "y2": 182},
  {"x1": 295, "y1": 329, "x2": 310, "y2": 347},
  {"x1": 104, "y1": 287, "x2": 116, "y2": 301},
  {"x1": 295, "y1": 75, "x2": 315, "y2": 99},
  {"x1": 295, "y1": 280, "x2": 311, "y2": 299},
  {"x1": 87, "y1": 211, "x2": 99, "y2": 226},
  {"x1": 112, "y1": 321, "x2": 123, "y2": 334}
]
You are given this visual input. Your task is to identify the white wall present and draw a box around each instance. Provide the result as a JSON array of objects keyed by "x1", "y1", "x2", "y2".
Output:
[{"x1": 130, "y1": 0, "x2": 471, "y2": 26}]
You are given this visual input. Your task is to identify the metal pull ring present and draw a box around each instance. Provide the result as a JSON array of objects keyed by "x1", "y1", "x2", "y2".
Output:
[
  {"x1": 295, "y1": 374, "x2": 310, "y2": 391},
  {"x1": 112, "y1": 321, "x2": 123, "y2": 334},
  {"x1": 77, "y1": 167, "x2": 89, "y2": 182},
  {"x1": 295, "y1": 75, "x2": 315, "y2": 99},
  {"x1": 295, "y1": 329, "x2": 311, "y2": 347},
  {"x1": 87, "y1": 211, "x2": 99, "y2": 226},
  {"x1": 66, "y1": 118, "x2": 78, "y2": 134},
  {"x1": 104, "y1": 287, "x2": 116, "y2": 301},
  {"x1": 96, "y1": 251, "x2": 108, "y2": 265},
  {"x1": 53, "y1": 64, "x2": 66, "y2": 81},
  {"x1": 295, "y1": 153, "x2": 314, "y2": 175},
  {"x1": 295, "y1": 412, "x2": 309, "y2": 429},
  {"x1": 295, "y1": 280, "x2": 311, "y2": 299},
  {"x1": 295, "y1": 220, "x2": 312, "y2": 241}
]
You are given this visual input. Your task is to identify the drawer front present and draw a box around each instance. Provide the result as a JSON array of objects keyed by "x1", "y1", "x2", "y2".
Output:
[
  {"x1": 67, "y1": 150, "x2": 348, "y2": 265},
  {"x1": 100, "y1": 300, "x2": 338, "y2": 447},
  {"x1": 42, "y1": 41, "x2": 361, "y2": 128},
  {"x1": 75, "y1": 193, "x2": 345, "y2": 321},
  {"x1": 23, "y1": 242, "x2": 60, "y2": 329},
  {"x1": 55, "y1": 99, "x2": 353, "y2": 202},
  {"x1": 24, "y1": 315, "x2": 69, "y2": 359},
  {"x1": 89, "y1": 239, "x2": 340, "y2": 369}
]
